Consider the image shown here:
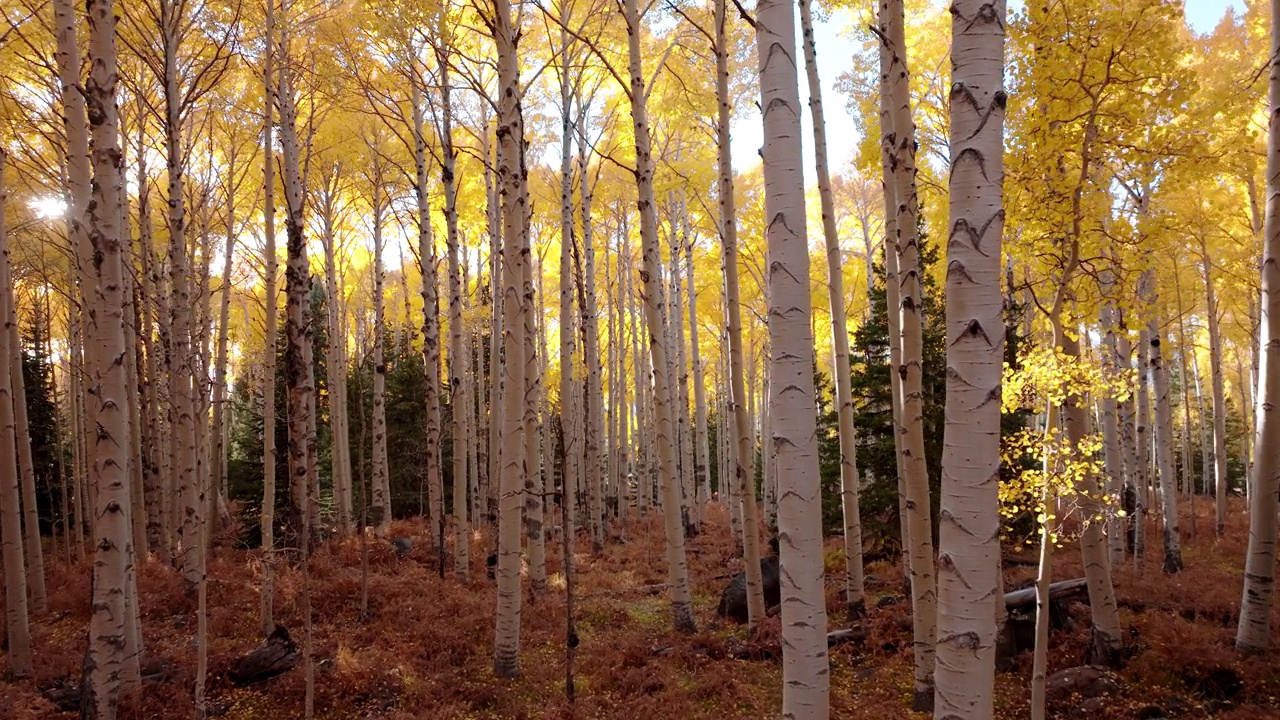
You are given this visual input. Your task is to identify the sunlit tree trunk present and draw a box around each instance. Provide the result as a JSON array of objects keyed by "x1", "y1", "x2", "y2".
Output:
[
  {"x1": 624, "y1": 0, "x2": 695, "y2": 632},
  {"x1": 670, "y1": 199, "x2": 695, "y2": 532},
  {"x1": 882, "y1": 0, "x2": 937, "y2": 705},
  {"x1": 369, "y1": 159, "x2": 391, "y2": 538},
  {"x1": 1144, "y1": 276, "x2": 1183, "y2": 572},
  {"x1": 8, "y1": 265, "x2": 46, "y2": 613},
  {"x1": 523, "y1": 169, "x2": 545, "y2": 593},
  {"x1": 1100, "y1": 280, "x2": 1126, "y2": 568},
  {"x1": 877, "y1": 2, "x2": 909, "y2": 583},
  {"x1": 0, "y1": 150, "x2": 33, "y2": 679},
  {"x1": 159, "y1": 0, "x2": 201, "y2": 587},
  {"x1": 801, "y1": 0, "x2": 864, "y2": 618},
  {"x1": 210, "y1": 151, "x2": 240, "y2": 548},
  {"x1": 410, "y1": 77, "x2": 444, "y2": 548},
  {"x1": 135, "y1": 134, "x2": 164, "y2": 553},
  {"x1": 1196, "y1": 237, "x2": 1229, "y2": 536},
  {"x1": 81, "y1": 0, "x2": 134, "y2": 703},
  {"x1": 1237, "y1": 0, "x2": 1280, "y2": 653},
  {"x1": 437, "y1": 52, "x2": 469, "y2": 578},
  {"x1": 486, "y1": 118, "x2": 502, "y2": 524},
  {"x1": 756, "y1": 0, "x2": 830, "y2": 710},
  {"x1": 259, "y1": 0, "x2": 279, "y2": 634},
  {"x1": 580, "y1": 142, "x2": 605, "y2": 551},
  {"x1": 318, "y1": 168, "x2": 352, "y2": 534},
  {"x1": 279, "y1": 28, "x2": 317, "y2": 553},
  {"x1": 933, "y1": 1, "x2": 1006, "y2": 714},
  {"x1": 685, "y1": 230, "x2": 709, "y2": 524},
  {"x1": 1135, "y1": 326, "x2": 1150, "y2": 564},
  {"x1": 492, "y1": 0, "x2": 527, "y2": 676},
  {"x1": 716, "y1": 0, "x2": 765, "y2": 628}
]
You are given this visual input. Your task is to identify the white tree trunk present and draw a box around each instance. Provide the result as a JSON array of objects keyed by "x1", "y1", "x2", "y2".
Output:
[
  {"x1": 756, "y1": 0, "x2": 830, "y2": 711},
  {"x1": 492, "y1": 0, "x2": 527, "y2": 675},
  {"x1": 0, "y1": 150, "x2": 33, "y2": 679},
  {"x1": 1237, "y1": 0, "x2": 1280, "y2": 653},
  {"x1": 81, "y1": 0, "x2": 135, "y2": 704},
  {"x1": 882, "y1": 0, "x2": 937, "y2": 706},
  {"x1": 934, "y1": 1, "x2": 1005, "y2": 714},
  {"x1": 623, "y1": 0, "x2": 695, "y2": 632},
  {"x1": 715, "y1": 0, "x2": 765, "y2": 627},
  {"x1": 370, "y1": 165, "x2": 391, "y2": 538},
  {"x1": 800, "y1": 0, "x2": 864, "y2": 618},
  {"x1": 259, "y1": 0, "x2": 279, "y2": 634},
  {"x1": 1145, "y1": 286, "x2": 1183, "y2": 572}
]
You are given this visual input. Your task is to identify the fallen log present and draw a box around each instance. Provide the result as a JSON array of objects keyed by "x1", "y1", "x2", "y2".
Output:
[
  {"x1": 1004, "y1": 578, "x2": 1088, "y2": 610},
  {"x1": 229, "y1": 626, "x2": 300, "y2": 686},
  {"x1": 827, "y1": 627, "x2": 868, "y2": 646}
]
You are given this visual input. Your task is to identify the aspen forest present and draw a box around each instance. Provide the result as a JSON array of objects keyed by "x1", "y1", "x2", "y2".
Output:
[{"x1": 5, "y1": 0, "x2": 1280, "y2": 717}]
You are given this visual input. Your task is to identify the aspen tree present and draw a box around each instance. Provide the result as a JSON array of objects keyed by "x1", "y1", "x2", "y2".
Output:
[
  {"x1": 7, "y1": 258, "x2": 46, "y2": 613},
  {"x1": 716, "y1": 0, "x2": 765, "y2": 629},
  {"x1": 279, "y1": 19, "x2": 318, "y2": 553},
  {"x1": 621, "y1": 0, "x2": 695, "y2": 631},
  {"x1": 934, "y1": 1, "x2": 1006, "y2": 715},
  {"x1": 437, "y1": 41, "x2": 470, "y2": 578},
  {"x1": 318, "y1": 166, "x2": 352, "y2": 534},
  {"x1": 1146, "y1": 297, "x2": 1183, "y2": 573},
  {"x1": 368, "y1": 150, "x2": 392, "y2": 538},
  {"x1": 82, "y1": 0, "x2": 133, "y2": 704},
  {"x1": 581, "y1": 148, "x2": 605, "y2": 552},
  {"x1": 799, "y1": 0, "x2": 864, "y2": 618},
  {"x1": 881, "y1": 0, "x2": 937, "y2": 704},
  {"x1": 1237, "y1": 0, "x2": 1280, "y2": 654},
  {"x1": 259, "y1": 0, "x2": 280, "y2": 634},
  {"x1": 756, "y1": 0, "x2": 829, "y2": 709},
  {"x1": 0, "y1": 150, "x2": 33, "y2": 679},
  {"x1": 492, "y1": 0, "x2": 528, "y2": 676},
  {"x1": 685, "y1": 230, "x2": 710, "y2": 522},
  {"x1": 1198, "y1": 234, "x2": 1230, "y2": 536}
]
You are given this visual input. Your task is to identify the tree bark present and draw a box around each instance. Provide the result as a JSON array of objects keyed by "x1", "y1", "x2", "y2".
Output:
[
  {"x1": 934, "y1": 1, "x2": 1006, "y2": 714},
  {"x1": 800, "y1": 0, "x2": 864, "y2": 619},
  {"x1": 623, "y1": 0, "x2": 695, "y2": 633},
  {"x1": 80, "y1": 0, "x2": 135, "y2": 704},
  {"x1": 259, "y1": 0, "x2": 279, "y2": 635},
  {"x1": 1237, "y1": 0, "x2": 1280, "y2": 654},
  {"x1": 1144, "y1": 275, "x2": 1183, "y2": 573},
  {"x1": 756, "y1": 0, "x2": 830, "y2": 711},
  {"x1": 369, "y1": 158, "x2": 391, "y2": 538},
  {"x1": 492, "y1": 0, "x2": 527, "y2": 676},
  {"x1": 1197, "y1": 236, "x2": 1230, "y2": 536},
  {"x1": 715, "y1": 0, "x2": 765, "y2": 630},
  {"x1": 881, "y1": 0, "x2": 937, "y2": 706},
  {"x1": 0, "y1": 150, "x2": 33, "y2": 679}
]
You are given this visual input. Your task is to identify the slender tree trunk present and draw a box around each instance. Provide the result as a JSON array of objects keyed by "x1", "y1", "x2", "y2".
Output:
[
  {"x1": 580, "y1": 147, "x2": 605, "y2": 552},
  {"x1": 279, "y1": 29, "x2": 317, "y2": 554},
  {"x1": 1144, "y1": 276, "x2": 1183, "y2": 573},
  {"x1": 1237, "y1": 0, "x2": 1280, "y2": 653},
  {"x1": 623, "y1": 0, "x2": 695, "y2": 632},
  {"x1": 1135, "y1": 325, "x2": 1150, "y2": 564},
  {"x1": 686, "y1": 231, "x2": 710, "y2": 525},
  {"x1": 1100, "y1": 282, "x2": 1126, "y2": 568},
  {"x1": 522, "y1": 175, "x2": 545, "y2": 592},
  {"x1": 259, "y1": 0, "x2": 279, "y2": 635},
  {"x1": 715, "y1": 0, "x2": 765, "y2": 629},
  {"x1": 1198, "y1": 237, "x2": 1230, "y2": 536},
  {"x1": 492, "y1": 0, "x2": 527, "y2": 676},
  {"x1": 160, "y1": 0, "x2": 201, "y2": 587},
  {"x1": 756, "y1": 0, "x2": 830, "y2": 710},
  {"x1": 80, "y1": 0, "x2": 135, "y2": 703},
  {"x1": 800, "y1": 0, "x2": 864, "y2": 618},
  {"x1": 369, "y1": 164, "x2": 391, "y2": 537},
  {"x1": 436, "y1": 54, "x2": 470, "y2": 578},
  {"x1": 934, "y1": 1, "x2": 1005, "y2": 713},
  {"x1": 410, "y1": 78, "x2": 444, "y2": 549},
  {"x1": 1030, "y1": 405, "x2": 1058, "y2": 720},
  {"x1": 0, "y1": 151, "x2": 33, "y2": 679},
  {"x1": 882, "y1": 0, "x2": 937, "y2": 706},
  {"x1": 8, "y1": 279, "x2": 46, "y2": 613}
]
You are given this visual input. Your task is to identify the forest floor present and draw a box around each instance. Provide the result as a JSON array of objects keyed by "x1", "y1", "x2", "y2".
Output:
[{"x1": 4, "y1": 497, "x2": 1280, "y2": 719}]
